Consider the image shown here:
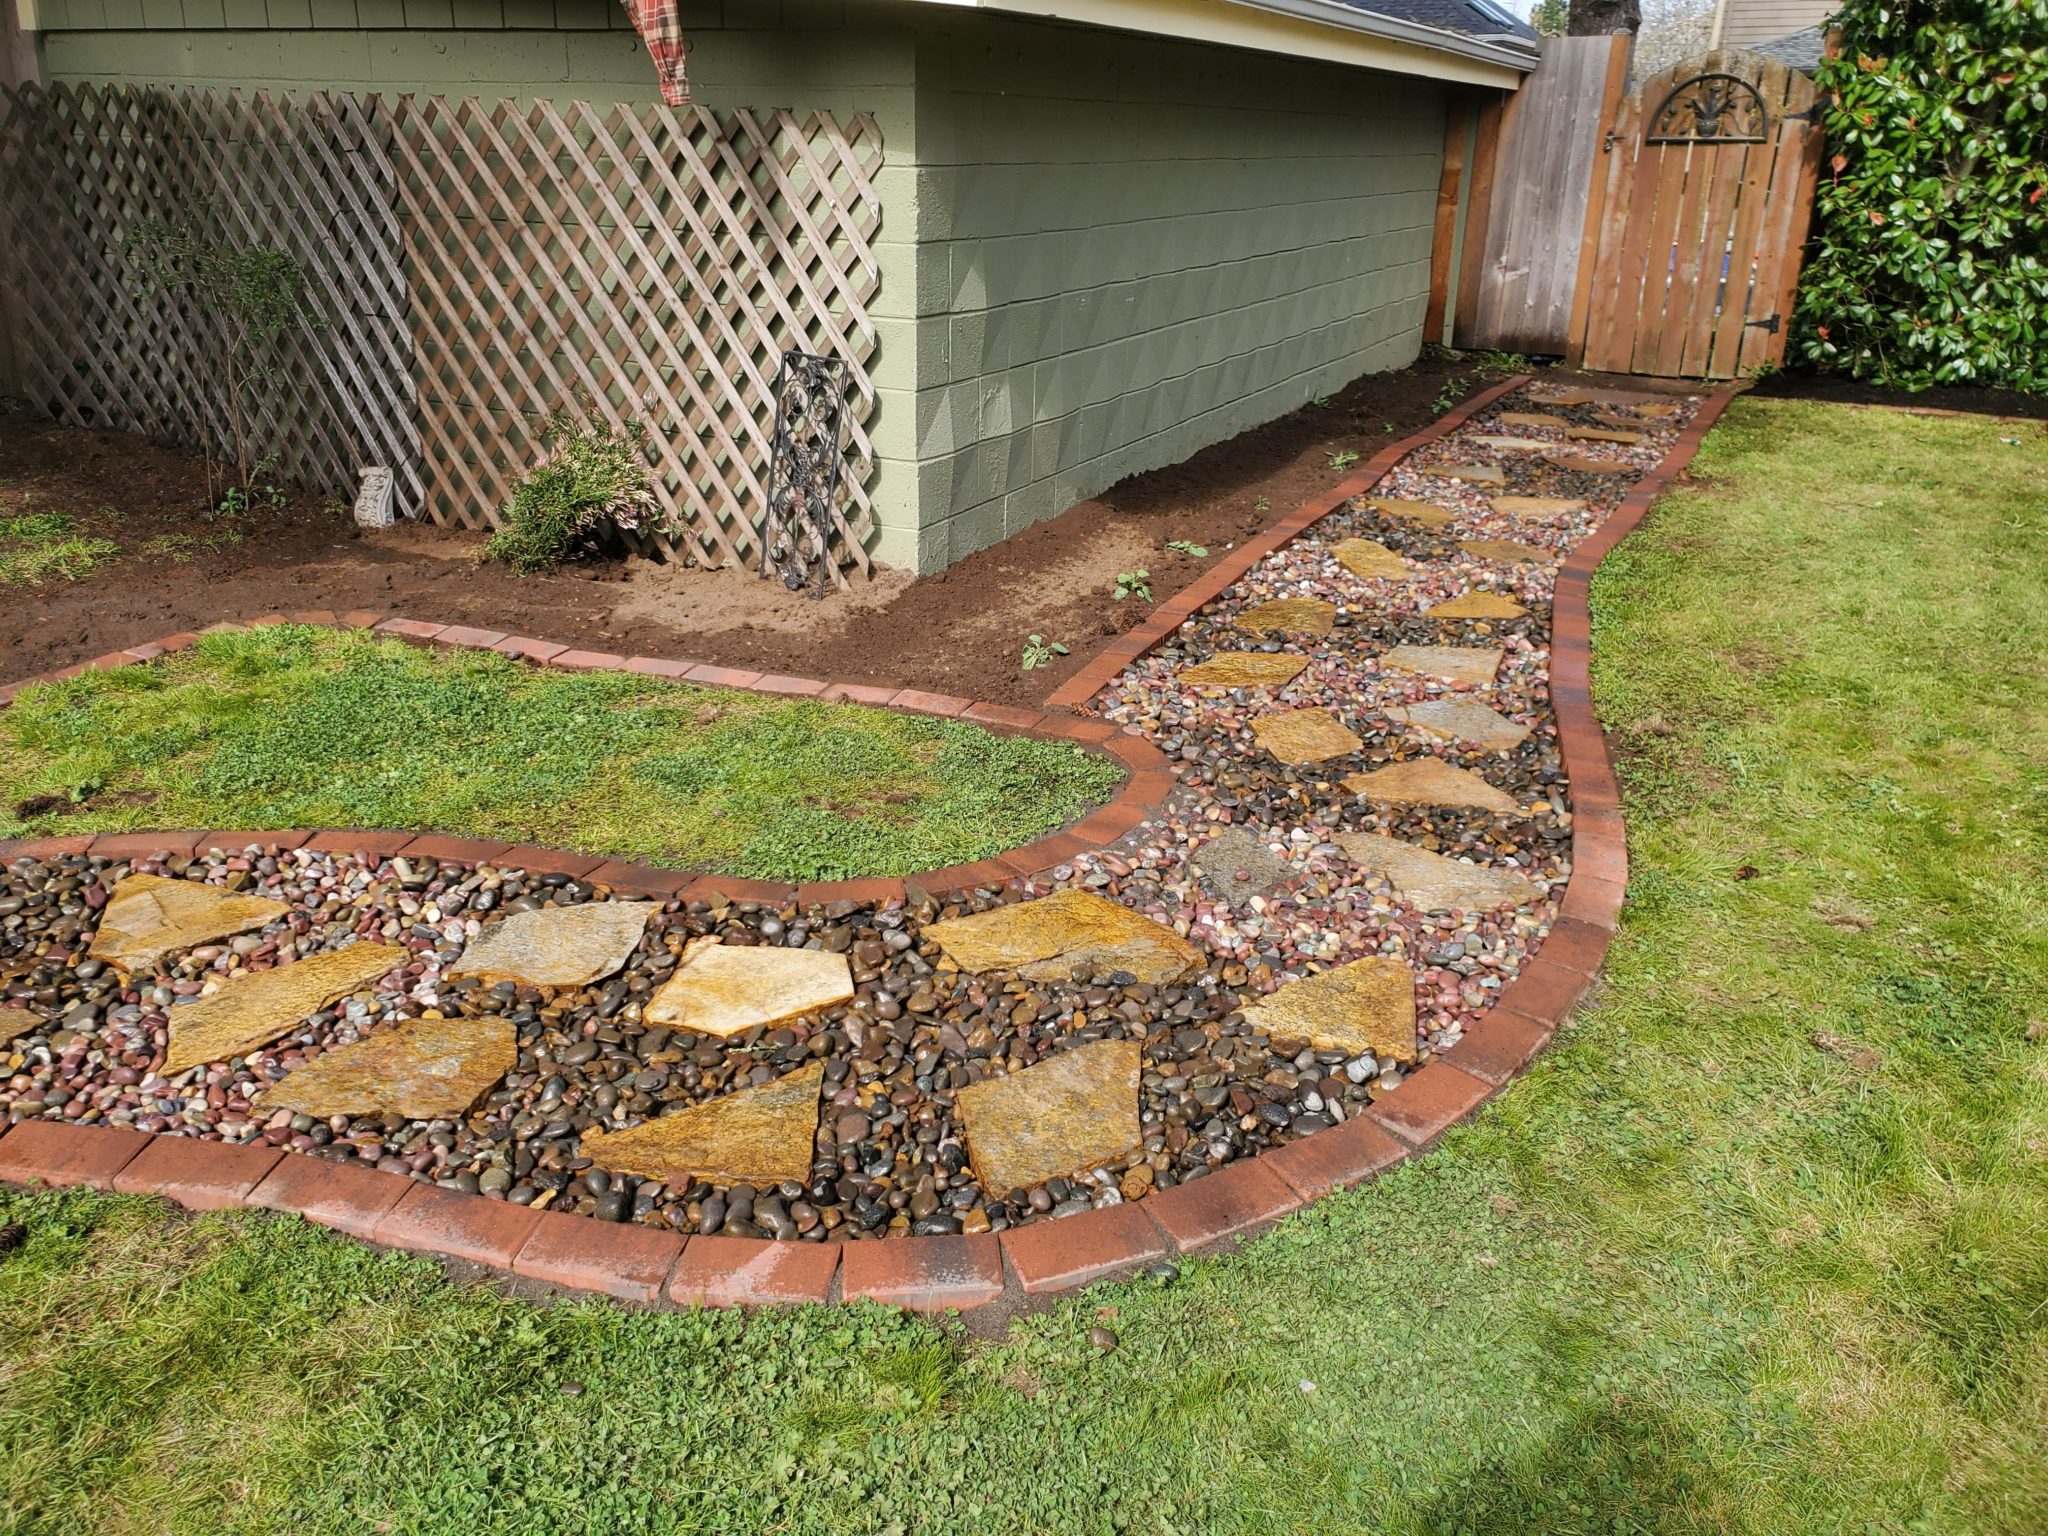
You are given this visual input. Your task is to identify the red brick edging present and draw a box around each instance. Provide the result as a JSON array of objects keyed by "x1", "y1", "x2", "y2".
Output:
[{"x1": 0, "y1": 381, "x2": 1740, "y2": 1314}]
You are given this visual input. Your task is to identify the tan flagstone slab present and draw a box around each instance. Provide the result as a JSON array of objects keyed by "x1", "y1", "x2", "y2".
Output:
[
  {"x1": 1549, "y1": 454, "x2": 1634, "y2": 475},
  {"x1": 1364, "y1": 497, "x2": 1457, "y2": 528},
  {"x1": 1529, "y1": 384, "x2": 1674, "y2": 408},
  {"x1": 1459, "y1": 539, "x2": 1549, "y2": 564},
  {"x1": 926, "y1": 889, "x2": 1202, "y2": 984},
  {"x1": 645, "y1": 939, "x2": 854, "y2": 1038},
  {"x1": 1380, "y1": 644, "x2": 1503, "y2": 686},
  {"x1": 1342, "y1": 759, "x2": 1520, "y2": 813},
  {"x1": 1592, "y1": 408, "x2": 1667, "y2": 430},
  {"x1": 1242, "y1": 956, "x2": 1417, "y2": 1064},
  {"x1": 1235, "y1": 596, "x2": 1337, "y2": 638},
  {"x1": 261, "y1": 1012, "x2": 515, "y2": 1119},
  {"x1": 1387, "y1": 699, "x2": 1531, "y2": 751},
  {"x1": 1178, "y1": 652, "x2": 1311, "y2": 689},
  {"x1": 1466, "y1": 435, "x2": 1554, "y2": 453},
  {"x1": 1426, "y1": 591, "x2": 1528, "y2": 620},
  {"x1": 449, "y1": 900, "x2": 652, "y2": 988},
  {"x1": 1434, "y1": 462, "x2": 1506, "y2": 484},
  {"x1": 1251, "y1": 708, "x2": 1363, "y2": 764},
  {"x1": 1568, "y1": 425, "x2": 1649, "y2": 444},
  {"x1": 1, "y1": 1008, "x2": 46, "y2": 1048},
  {"x1": 1330, "y1": 538, "x2": 1412, "y2": 581},
  {"x1": 581, "y1": 1061, "x2": 823, "y2": 1188},
  {"x1": 1492, "y1": 499, "x2": 1587, "y2": 529},
  {"x1": 1497, "y1": 412, "x2": 1565, "y2": 430},
  {"x1": 955, "y1": 1038, "x2": 1140, "y2": 1196},
  {"x1": 1336, "y1": 832, "x2": 1537, "y2": 914},
  {"x1": 162, "y1": 942, "x2": 409, "y2": 1076},
  {"x1": 89, "y1": 873, "x2": 288, "y2": 976}
]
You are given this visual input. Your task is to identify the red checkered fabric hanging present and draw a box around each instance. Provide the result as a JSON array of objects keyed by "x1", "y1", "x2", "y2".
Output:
[{"x1": 623, "y1": 0, "x2": 690, "y2": 106}]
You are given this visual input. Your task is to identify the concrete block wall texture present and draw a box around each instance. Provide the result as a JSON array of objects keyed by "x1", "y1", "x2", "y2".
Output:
[
  {"x1": 28, "y1": 0, "x2": 1450, "y2": 572},
  {"x1": 898, "y1": 12, "x2": 1446, "y2": 571}
]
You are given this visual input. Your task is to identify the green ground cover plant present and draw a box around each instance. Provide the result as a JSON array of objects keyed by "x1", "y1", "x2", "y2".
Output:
[
  {"x1": 0, "y1": 626, "x2": 1121, "y2": 881},
  {"x1": 1, "y1": 400, "x2": 2044, "y2": 1534},
  {"x1": 0, "y1": 508, "x2": 120, "y2": 587}
]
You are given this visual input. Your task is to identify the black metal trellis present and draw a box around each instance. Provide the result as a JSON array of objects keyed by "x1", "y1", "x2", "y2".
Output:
[
  {"x1": 1645, "y1": 72, "x2": 1770, "y2": 144},
  {"x1": 760, "y1": 349, "x2": 848, "y2": 600}
]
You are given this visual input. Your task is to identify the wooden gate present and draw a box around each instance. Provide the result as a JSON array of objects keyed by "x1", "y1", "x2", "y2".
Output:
[{"x1": 1577, "y1": 49, "x2": 1823, "y2": 377}]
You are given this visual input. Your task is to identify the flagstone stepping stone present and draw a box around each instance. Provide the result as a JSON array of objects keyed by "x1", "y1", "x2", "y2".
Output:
[
  {"x1": 1460, "y1": 539, "x2": 1549, "y2": 564},
  {"x1": 926, "y1": 889, "x2": 1202, "y2": 984},
  {"x1": 1380, "y1": 644, "x2": 1503, "y2": 687},
  {"x1": 1498, "y1": 412, "x2": 1565, "y2": 430},
  {"x1": 1549, "y1": 454, "x2": 1634, "y2": 475},
  {"x1": 1364, "y1": 496, "x2": 1457, "y2": 527},
  {"x1": 1, "y1": 1008, "x2": 45, "y2": 1049},
  {"x1": 1251, "y1": 708, "x2": 1363, "y2": 764},
  {"x1": 1189, "y1": 828, "x2": 1291, "y2": 901},
  {"x1": 1467, "y1": 435, "x2": 1555, "y2": 453},
  {"x1": 261, "y1": 1012, "x2": 515, "y2": 1119},
  {"x1": 1342, "y1": 759, "x2": 1520, "y2": 813},
  {"x1": 1235, "y1": 596, "x2": 1336, "y2": 638},
  {"x1": 1178, "y1": 652, "x2": 1310, "y2": 688},
  {"x1": 581, "y1": 1061, "x2": 824, "y2": 1188},
  {"x1": 161, "y1": 942, "x2": 408, "y2": 1076},
  {"x1": 88, "y1": 873, "x2": 287, "y2": 976},
  {"x1": 1434, "y1": 462, "x2": 1506, "y2": 484},
  {"x1": 1492, "y1": 496, "x2": 1586, "y2": 523},
  {"x1": 449, "y1": 899, "x2": 652, "y2": 989},
  {"x1": 954, "y1": 1039, "x2": 1140, "y2": 1196},
  {"x1": 1529, "y1": 384, "x2": 1672, "y2": 408},
  {"x1": 644, "y1": 938, "x2": 854, "y2": 1039},
  {"x1": 1330, "y1": 538, "x2": 1411, "y2": 581},
  {"x1": 1242, "y1": 956, "x2": 1417, "y2": 1064},
  {"x1": 1568, "y1": 425, "x2": 1649, "y2": 445},
  {"x1": 1592, "y1": 409, "x2": 1663, "y2": 430},
  {"x1": 1387, "y1": 698, "x2": 1531, "y2": 751},
  {"x1": 1335, "y1": 832, "x2": 1537, "y2": 914},
  {"x1": 1426, "y1": 591, "x2": 1529, "y2": 620}
]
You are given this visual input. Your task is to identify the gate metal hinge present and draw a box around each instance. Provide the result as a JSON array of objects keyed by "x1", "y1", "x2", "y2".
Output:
[{"x1": 1745, "y1": 313, "x2": 1782, "y2": 333}]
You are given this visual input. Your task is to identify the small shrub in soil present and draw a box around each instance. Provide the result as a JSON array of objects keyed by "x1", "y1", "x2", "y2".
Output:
[{"x1": 485, "y1": 414, "x2": 661, "y2": 574}]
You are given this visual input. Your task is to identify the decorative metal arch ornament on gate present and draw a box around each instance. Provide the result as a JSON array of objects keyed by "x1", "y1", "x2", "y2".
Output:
[
  {"x1": 760, "y1": 350, "x2": 849, "y2": 600},
  {"x1": 1645, "y1": 72, "x2": 1770, "y2": 144}
]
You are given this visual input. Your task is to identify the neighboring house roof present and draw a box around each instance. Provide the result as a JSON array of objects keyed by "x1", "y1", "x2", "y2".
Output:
[{"x1": 1752, "y1": 23, "x2": 1826, "y2": 67}]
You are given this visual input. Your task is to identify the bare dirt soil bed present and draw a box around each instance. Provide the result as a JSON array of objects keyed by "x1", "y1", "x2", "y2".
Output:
[
  {"x1": 5, "y1": 351, "x2": 1546, "y2": 706},
  {"x1": 1747, "y1": 369, "x2": 2048, "y2": 421}
]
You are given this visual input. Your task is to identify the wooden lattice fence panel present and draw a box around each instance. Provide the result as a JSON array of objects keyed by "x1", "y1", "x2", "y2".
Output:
[
  {"x1": 388, "y1": 98, "x2": 884, "y2": 577},
  {"x1": 0, "y1": 83, "x2": 419, "y2": 514}
]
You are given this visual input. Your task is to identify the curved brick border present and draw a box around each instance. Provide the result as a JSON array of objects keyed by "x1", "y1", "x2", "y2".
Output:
[{"x1": 0, "y1": 380, "x2": 1740, "y2": 1315}]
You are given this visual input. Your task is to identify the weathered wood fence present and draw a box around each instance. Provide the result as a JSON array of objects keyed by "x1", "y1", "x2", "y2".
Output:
[
  {"x1": 1432, "y1": 39, "x2": 1822, "y2": 379},
  {"x1": 0, "y1": 83, "x2": 884, "y2": 577}
]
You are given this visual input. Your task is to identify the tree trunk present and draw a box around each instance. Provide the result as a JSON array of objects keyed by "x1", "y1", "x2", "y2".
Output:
[{"x1": 1568, "y1": 0, "x2": 1640, "y2": 34}]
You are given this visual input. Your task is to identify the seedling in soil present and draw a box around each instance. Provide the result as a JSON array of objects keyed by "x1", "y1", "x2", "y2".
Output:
[
  {"x1": 1254, "y1": 496, "x2": 1270, "y2": 510},
  {"x1": 1432, "y1": 379, "x2": 1469, "y2": 414},
  {"x1": 1113, "y1": 570, "x2": 1152, "y2": 602},
  {"x1": 1166, "y1": 539, "x2": 1207, "y2": 557},
  {"x1": 1311, "y1": 395, "x2": 1331, "y2": 408},
  {"x1": 1327, "y1": 450, "x2": 1360, "y2": 470},
  {"x1": 1020, "y1": 634, "x2": 1069, "y2": 671}
]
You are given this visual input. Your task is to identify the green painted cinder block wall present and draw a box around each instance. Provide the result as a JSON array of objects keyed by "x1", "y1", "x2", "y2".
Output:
[
  {"x1": 899, "y1": 14, "x2": 1444, "y2": 570},
  {"x1": 31, "y1": 0, "x2": 1447, "y2": 573}
]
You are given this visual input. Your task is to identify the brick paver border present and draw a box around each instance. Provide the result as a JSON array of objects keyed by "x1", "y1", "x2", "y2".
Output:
[{"x1": 0, "y1": 380, "x2": 1740, "y2": 1316}]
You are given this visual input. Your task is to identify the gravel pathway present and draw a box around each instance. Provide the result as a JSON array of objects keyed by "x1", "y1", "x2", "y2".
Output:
[{"x1": 1, "y1": 382, "x2": 1701, "y2": 1244}]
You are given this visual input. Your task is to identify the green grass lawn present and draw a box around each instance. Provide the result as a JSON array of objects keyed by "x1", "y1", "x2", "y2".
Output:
[
  {"x1": 3, "y1": 397, "x2": 2045, "y2": 1535},
  {"x1": 0, "y1": 626, "x2": 1122, "y2": 881}
]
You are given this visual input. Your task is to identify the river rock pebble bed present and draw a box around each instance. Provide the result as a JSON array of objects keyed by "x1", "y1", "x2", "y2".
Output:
[{"x1": 0, "y1": 382, "x2": 1700, "y2": 1245}]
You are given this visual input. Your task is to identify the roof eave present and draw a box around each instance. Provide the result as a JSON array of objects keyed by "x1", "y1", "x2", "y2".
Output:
[
  {"x1": 903, "y1": 0, "x2": 1535, "y2": 87},
  {"x1": 1225, "y1": 0, "x2": 1539, "y2": 72}
]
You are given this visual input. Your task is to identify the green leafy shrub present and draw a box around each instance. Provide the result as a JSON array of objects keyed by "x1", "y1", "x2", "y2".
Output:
[
  {"x1": 484, "y1": 414, "x2": 660, "y2": 573},
  {"x1": 1794, "y1": 0, "x2": 2048, "y2": 391}
]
